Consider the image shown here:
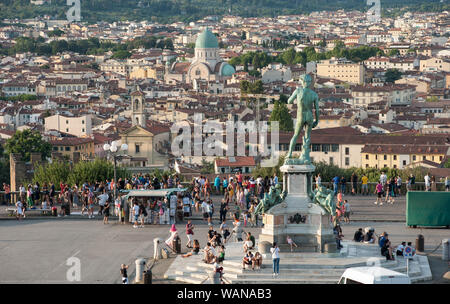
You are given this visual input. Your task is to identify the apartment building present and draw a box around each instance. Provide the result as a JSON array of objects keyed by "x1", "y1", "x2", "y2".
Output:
[
  {"x1": 361, "y1": 145, "x2": 449, "y2": 169},
  {"x1": 316, "y1": 57, "x2": 365, "y2": 84},
  {"x1": 350, "y1": 84, "x2": 415, "y2": 107},
  {"x1": 45, "y1": 114, "x2": 92, "y2": 137},
  {"x1": 49, "y1": 137, "x2": 95, "y2": 160},
  {"x1": 419, "y1": 57, "x2": 450, "y2": 72}
]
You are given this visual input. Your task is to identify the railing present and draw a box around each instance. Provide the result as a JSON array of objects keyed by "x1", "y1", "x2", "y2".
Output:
[{"x1": 0, "y1": 182, "x2": 446, "y2": 205}]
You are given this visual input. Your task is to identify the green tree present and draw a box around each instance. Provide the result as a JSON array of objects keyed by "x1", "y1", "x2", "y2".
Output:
[
  {"x1": 67, "y1": 158, "x2": 129, "y2": 186},
  {"x1": 444, "y1": 159, "x2": 450, "y2": 168},
  {"x1": 32, "y1": 161, "x2": 71, "y2": 190},
  {"x1": 426, "y1": 96, "x2": 439, "y2": 102},
  {"x1": 269, "y1": 101, "x2": 293, "y2": 131},
  {"x1": 5, "y1": 130, "x2": 52, "y2": 162},
  {"x1": 385, "y1": 69, "x2": 402, "y2": 83},
  {"x1": 387, "y1": 49, "x2": 400, "y2": 57},
  {"x1": 112, "y1": 50, "x2": 132, "y2": 59}
]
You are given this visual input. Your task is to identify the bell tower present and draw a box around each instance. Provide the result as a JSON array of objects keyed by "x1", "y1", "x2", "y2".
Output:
[{"x1": 131, "y1": 89, "x2": 146, "y2": 127}]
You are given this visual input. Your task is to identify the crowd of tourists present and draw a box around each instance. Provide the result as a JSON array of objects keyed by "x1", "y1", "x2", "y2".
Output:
[{"x1": 7, "y1": 173, "x2": 185, "y2": 220}]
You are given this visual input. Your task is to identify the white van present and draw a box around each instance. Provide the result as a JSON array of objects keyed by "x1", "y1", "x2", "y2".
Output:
[{"x1": 338, "y1": 267, "x2": 411, "y2": 284}]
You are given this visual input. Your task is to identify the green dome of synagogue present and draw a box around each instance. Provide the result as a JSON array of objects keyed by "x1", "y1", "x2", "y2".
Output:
[
  {"x1": 195, "y1": 28, "x2": 219, "y2": 49},
  {"x1": 221, "y1": 63, "x2": 236, "y2": 76}
]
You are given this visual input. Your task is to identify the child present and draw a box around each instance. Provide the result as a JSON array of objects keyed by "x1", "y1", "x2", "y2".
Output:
[
  {"x1": 286, "y1": 235, "x2": 298, "y2": 252},
  {"x1": 243, "y1": 211, "x2": 248, "y2": 227}
]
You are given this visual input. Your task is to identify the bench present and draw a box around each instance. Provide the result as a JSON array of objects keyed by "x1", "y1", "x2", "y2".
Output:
[{"x1": 6, "y1": 208, "x2": 52, "y2": 216}]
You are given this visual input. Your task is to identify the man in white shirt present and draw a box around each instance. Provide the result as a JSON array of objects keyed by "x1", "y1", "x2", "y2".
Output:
[
  {"x1": 201, "y1": 200, "x2": 209, "y2": 222},
  {"x1": 132, "y1": 202, "x2": 140, "y2": 228},
  {"x1": 97, "y1": 191, "x2": 109, "y2": 215},
  {"x1": 424, "y1": 173, "x2": 430, "y2": 191},
  {"x1": 380, "y1": 173, "x2": 387, "y2": 185}
]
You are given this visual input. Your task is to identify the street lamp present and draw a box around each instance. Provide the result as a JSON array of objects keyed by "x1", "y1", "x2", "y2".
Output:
[{"x1": 103, "y1": 141, "x2": 128, "y2": 200}]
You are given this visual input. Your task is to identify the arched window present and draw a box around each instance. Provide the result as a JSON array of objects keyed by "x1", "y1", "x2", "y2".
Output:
[{"x1": 134, "y1": 99, "x2": 140, "y2": 110}]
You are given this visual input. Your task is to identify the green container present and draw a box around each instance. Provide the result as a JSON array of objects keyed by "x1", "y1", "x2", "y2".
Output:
[{"x1": 406, "y1": 191, "x2": 450, "y2": 227}]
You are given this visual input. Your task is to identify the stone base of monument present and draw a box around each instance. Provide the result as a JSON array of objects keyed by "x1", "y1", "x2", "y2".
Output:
[{"x1": 258, "y1": 164, "x2": 337, "y2": 253}]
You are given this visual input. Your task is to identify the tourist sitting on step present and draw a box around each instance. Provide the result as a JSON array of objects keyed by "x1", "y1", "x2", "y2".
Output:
[
  {"x1": 242, "y1": 232, "x2": 255, "y2": 252},
  {"x1": 252, "y1": 252, "x2": 263, "y2": 270},
  {"x1": 210, "y1": 231, "x2": 223, "y2": 247},
  {"x1": 378, "y1": 232, "x2": 389, "y2": 248},
  {"x1": 242, "y1": 251, "x2": 255, "y2": 270},
  {"x1": 286, "y1": 235, "x2": 298, "y2": 252},
  {"x1": 396, "y1": 242, "x2": 406, "y2": 256},
  {"x1": 381, "y1": 238, "x2": 394, "y2": 261},
  {"x1": 217, "y1": 245, "x2": 225, "y2": 263},
  {"x1": 353, "y1": 228, "x2": 364, "y2": 242},
  {"x1": 363, "y1": 228, "x2": 376, "y2": 244},
  {"x1": 243, "y1": 234, "x2": 254, "y2": 253},
  {"x1": 182, "y1": 239, "x2": 200, "y2": 258},
  {"x1": 203, "y1": 242, "x2": 217, "y2": 264}
]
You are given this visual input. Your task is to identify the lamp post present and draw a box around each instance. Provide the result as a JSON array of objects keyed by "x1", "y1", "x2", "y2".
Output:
[{"x1": 103, "y1": 141, "x2": 128, "y2": 201}]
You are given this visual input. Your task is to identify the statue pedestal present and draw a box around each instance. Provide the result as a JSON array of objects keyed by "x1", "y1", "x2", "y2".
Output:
[{"x1": 258, "y1": 164, "x2": 336, "y2": 253}]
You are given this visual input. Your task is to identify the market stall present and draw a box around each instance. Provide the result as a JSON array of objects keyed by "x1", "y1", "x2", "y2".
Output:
[{"x1": 123, "y1": 188, "x2": 188, "y2": 225}]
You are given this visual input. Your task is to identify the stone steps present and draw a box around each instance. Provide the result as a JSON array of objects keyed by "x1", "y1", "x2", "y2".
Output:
[{"x1": 163, "y1": 240, "x2": 432, "y2": 284}]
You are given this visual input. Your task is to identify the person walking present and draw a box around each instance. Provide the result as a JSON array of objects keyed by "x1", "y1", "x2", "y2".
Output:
[
  {"x1": 445, "y1": 176, "x2": 450, "y2": 192},
  {"x1": 374, "y1": 181, "x2": 384, "y2": 205},
  {"x1": 343, "y1": 199, "x2": 351, "y2": 223},
  {"x1": 120, "y1": 264, "x2": 129, "y2": 284},
  {"x1": 219, "y1": 199, "x2": 228, "y2": 223},
  {"x1": 270, "y1": 242, "x2": 280, "y2": 277},
  {"x1": 186, "y1": 220, "x2": 194, "y2": 248},
  {"x1": 385, "y1": 179, "x2": 395, "y2": 204}
]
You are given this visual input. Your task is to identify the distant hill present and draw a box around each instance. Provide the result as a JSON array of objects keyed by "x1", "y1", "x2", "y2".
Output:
[{"x1": 0, "y1": 0, "x2": 447, "y2": 24}]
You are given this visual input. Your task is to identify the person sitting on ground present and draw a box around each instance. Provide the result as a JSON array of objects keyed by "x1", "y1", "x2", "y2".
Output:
[
  {"x1": 353, "y1": 228, "x2": 364, "y2": 242},
  {"x1": 363, "y1": 228, "x2": 376, "y2": 244},
  {"x1": 381, "y1": 238, "x2": 394, "y2": 260},
  {"x1": 378, "y1": 232, "x2": 388, "y2": 248},
  {"x1": 203, "y1": 242, "x2": 216, "y2": 264},
  {"x1": 210, "y1": 231, "x2": 222, "y2": 247},
  {"x1": 396, "y1": 242, "x2": 406, "y2": 256},
  {"x1": 242, "y1": 251, "x2": 254, "y2": 270},
  {"x1": 207, "y1": 225, "x2": 215, "y2": 242},
  {"x1": 182, "y1": 239, "x2": 200, "y2": 258},
  {"x1": 243, "y1": 234, "x2": 254, "y2": 253},
  {"x1": 217, "y1": 245, "x2": 225, "y2": 263},
  {"x1": 252, "y1": 252, "x2": 263, "y2": 270},
  {"x1": 287, "y1": 235, "x2": 298, "y2": 252}
]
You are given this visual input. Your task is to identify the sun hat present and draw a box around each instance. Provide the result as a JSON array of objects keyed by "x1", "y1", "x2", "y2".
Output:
[{"x1": 170, "y1": 224, "x2": 177, "y2": 232}]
